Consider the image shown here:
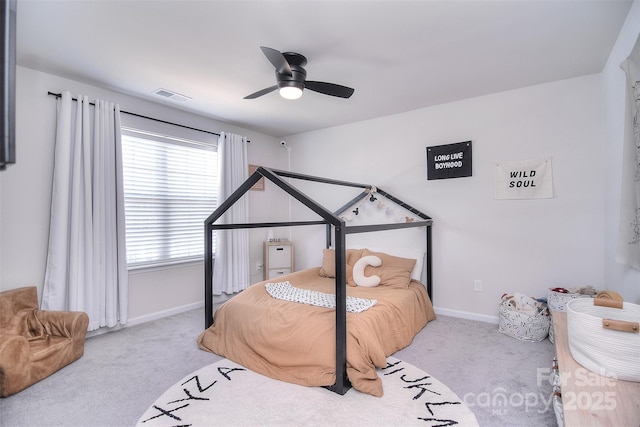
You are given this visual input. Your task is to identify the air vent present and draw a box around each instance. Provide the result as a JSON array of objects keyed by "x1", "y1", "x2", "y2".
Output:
[{"x1": 152, "y1": 88, "x2": 191, "y2": 102}]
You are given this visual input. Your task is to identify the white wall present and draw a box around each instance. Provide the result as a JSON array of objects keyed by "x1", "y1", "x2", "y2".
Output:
[
  {"x1": 0, "y1": 66, "x2": 289, "y2": 323},
  {"x1": 602, "y1": 0, "x2": 640, "y2": 305},
  {"x1": 3, "y1": 50, "x2": 629, "y2": 325},
  {"x1": 285, "y1": 74, "x2": 605, "y2": 322}
]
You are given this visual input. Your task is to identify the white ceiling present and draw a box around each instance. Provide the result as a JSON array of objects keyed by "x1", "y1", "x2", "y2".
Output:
[{"x1": 16, "y1": 0, "x2": 632, "y2": 138}]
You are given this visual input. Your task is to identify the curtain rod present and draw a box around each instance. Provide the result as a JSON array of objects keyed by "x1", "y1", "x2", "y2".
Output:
[{"x1": 47, "y1": 91, "x2": 249, "y2": 142}]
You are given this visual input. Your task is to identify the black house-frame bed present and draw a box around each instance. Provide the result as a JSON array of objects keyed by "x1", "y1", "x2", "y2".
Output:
[{"x1": 204, "y1": 166, "x2": 433, "y2": 395}]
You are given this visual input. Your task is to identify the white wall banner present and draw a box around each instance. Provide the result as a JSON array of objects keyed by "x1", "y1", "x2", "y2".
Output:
[{"x1": 495, "y1": 158, "x2": 553, "y2": 200}]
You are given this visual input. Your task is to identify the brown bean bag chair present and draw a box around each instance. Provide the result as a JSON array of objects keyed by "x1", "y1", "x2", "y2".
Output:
[{"x1": 0, "y1": 286, "x2": 89, "y2": 397}]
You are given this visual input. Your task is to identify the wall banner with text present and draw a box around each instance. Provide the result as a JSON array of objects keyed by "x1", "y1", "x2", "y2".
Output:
[
  {"x1": 426, "y1": 141, "x2": 472, "y2": 180},
  {"x1": 495, "y1": 158, "x2": 553, "y2": 200}
]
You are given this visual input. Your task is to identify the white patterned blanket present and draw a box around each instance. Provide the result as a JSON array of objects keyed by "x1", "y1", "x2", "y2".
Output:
[{"x1": 265, "y1": 281, "x2": 377, "y2": 313}]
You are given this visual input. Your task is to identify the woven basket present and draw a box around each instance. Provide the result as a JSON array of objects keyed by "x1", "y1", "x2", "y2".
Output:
[
  {"x1": 498, "y1": 303, "x2": 550, "y2": 342},
  {"x1": 567, "y1": 298, "x2": 640, "y2": 382},
  {"x1": 547, "y1": 289, "x2": 592, "y2": 312},
  {"x1": 548, "y1": 317, "x2": 555, "y2": 344}
]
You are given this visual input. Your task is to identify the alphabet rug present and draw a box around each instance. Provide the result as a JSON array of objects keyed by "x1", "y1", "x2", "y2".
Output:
[{"x1": 137, "y1": 357, "x2": 479, "y2": 426}]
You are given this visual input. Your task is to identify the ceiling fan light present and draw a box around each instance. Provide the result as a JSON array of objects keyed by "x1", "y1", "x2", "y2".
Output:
[{"x1": 279, "y1": 86, "x2": 303, "y2": 100}]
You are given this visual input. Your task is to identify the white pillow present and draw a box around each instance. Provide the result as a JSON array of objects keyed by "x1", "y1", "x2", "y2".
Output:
[
  {"x1": 366, "y1": 247, "x2": 424, "y2": 281},
  {"x1": 352, "y1": 255, "x2": 382, "y2": 287}
]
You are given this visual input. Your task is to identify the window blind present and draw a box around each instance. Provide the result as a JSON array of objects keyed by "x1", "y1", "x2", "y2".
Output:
[{"x1": 121, "y1": 127, "x2": 218, "y2": 268}]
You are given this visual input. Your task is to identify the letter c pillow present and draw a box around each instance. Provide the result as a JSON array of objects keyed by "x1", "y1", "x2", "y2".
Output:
[{"x1": 352, "y1": 255, "x2": 382, "y2": 287}]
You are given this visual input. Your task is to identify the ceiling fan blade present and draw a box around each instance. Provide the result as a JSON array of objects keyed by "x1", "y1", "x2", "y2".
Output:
[
  {"x1": 305, "y1": 81, "x2": 354, "y2": 99},
  {"x1": 260, "y1": 46, "x2": 292, "y2": 76},
  {"x1": 244, "y1": 85, "x2": 278, "y2": 99}
]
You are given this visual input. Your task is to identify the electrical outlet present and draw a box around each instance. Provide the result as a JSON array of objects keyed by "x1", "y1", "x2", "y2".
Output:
[
  {"x1": 256, "y1": 262, "x2": 263, "y2": 272},
  {"x1": 473, "y1": 280, "x2": 482, "y2": 292}
]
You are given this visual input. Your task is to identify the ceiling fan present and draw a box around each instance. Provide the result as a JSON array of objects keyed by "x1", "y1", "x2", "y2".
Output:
[{"x1": 244, "y1": 46, "x2": 355, "y2": 100}]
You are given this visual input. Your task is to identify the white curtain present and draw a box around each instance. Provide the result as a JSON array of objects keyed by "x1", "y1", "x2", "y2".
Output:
[
  {"x1": 42, "y1": 92, "x2": 128, "y2": 330},
  {"x1": 213, "y1": 132, "x2": 250, "y2": 294},
  {"x1": 618, "y1": 36, "x2": 640, "y2": 271}
]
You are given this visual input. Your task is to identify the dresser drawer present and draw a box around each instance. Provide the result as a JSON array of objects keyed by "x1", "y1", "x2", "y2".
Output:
[
  {"x1": 268, "y1": 268, "x2": 291, "y2": 279},
  {"x1": 268, "y1": 245, "x2": 292, "y2": 267}
]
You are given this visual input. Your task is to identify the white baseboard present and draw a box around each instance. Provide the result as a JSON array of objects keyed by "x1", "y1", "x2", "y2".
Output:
[
  {"x1": 85, "y1": 300, "x2": 497, "y2": 338},
  {"x1": 434, "y1": 306, "x2": 499, "y2": 324},
  {"x1": 128, "y1": 300, "x2": 205, "y2": 326},
  {"x1": 87, "y1": 301, "x2": 205, "y2": 338}
]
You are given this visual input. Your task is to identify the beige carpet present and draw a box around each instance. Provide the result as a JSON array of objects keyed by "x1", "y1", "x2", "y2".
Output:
[{"x1": 137, "y1": 357, "x2": 479, "y2": 426}]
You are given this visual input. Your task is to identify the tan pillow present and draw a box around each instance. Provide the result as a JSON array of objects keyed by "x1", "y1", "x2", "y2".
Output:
[
  {"x1": 348, "y1": 249, "x2": 416, "y2": 289},
  {"x1": 319, "y1": 248, "x2": 364, "y2": 285}
]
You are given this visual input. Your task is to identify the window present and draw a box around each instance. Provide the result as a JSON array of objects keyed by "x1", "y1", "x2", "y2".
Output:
[{"x1": 121, "y1": 126, "x2": 218, "y2": 268}]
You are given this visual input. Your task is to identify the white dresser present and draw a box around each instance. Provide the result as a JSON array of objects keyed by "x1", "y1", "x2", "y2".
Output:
[{"x1": 263, "y1": 241, "x2": 294, "y2": 281}]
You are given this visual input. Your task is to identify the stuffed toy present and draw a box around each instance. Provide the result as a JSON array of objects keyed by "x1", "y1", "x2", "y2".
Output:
[{"x1": 501, "y1": 292, "x2": 539, "y2": 315}]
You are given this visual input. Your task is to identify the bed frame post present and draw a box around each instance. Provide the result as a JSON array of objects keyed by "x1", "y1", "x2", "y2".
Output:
[
  {"x1": 327, "y1": 225, "x2": 351, "y2": 395},
  {"x1": 325, "y1": 224, "x2": 332, "y2": 248},
  {"x1": 426, "y1": 224, "x2": 433, "y2": 300},
  {"x1": 205, "y1": 222, "x2": 214, "y2": 329}
]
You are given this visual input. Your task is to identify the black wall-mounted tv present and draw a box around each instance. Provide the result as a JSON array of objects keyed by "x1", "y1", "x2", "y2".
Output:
[{"x1": 1, "y1": 0, "x2": 16, "y2": 170}]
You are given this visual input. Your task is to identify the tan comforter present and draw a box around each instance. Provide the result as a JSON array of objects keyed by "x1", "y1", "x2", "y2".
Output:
[{"x1": 197, "y1": 267, "x2": 436, "y2": 397}]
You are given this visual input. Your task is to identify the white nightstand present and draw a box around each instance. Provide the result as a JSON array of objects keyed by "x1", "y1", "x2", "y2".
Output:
[{"x1": 263, "y1": 241, "x2": 294, "y2": 281}]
